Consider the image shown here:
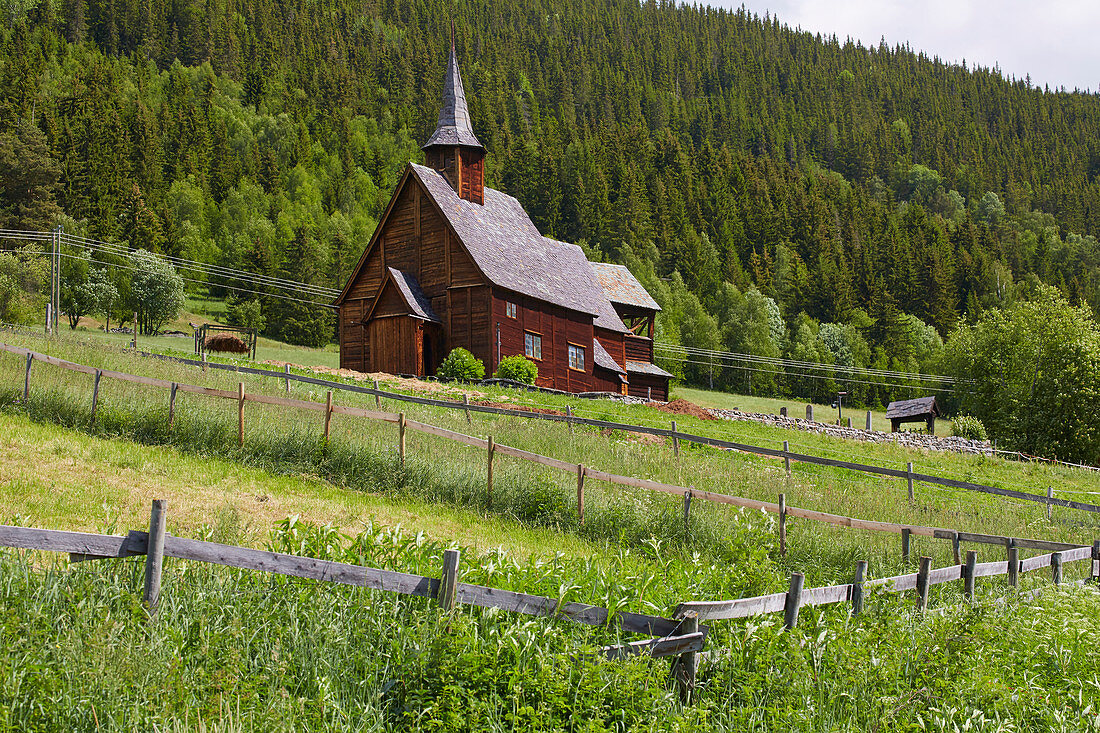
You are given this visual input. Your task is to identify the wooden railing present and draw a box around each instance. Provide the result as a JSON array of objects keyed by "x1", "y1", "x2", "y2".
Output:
[
  {"x1": 0, "y1": 503, "x2": 701, "y2": 668},
  {"x1": 1, "y1": 342, "x2": 1093, "y2": 564},
  {"x1": 2, "y1": 504, "x2": 1096, "y2": 702},
  {"x1": 112, "y1": 342, "x2": 1100, "y2": 516}
]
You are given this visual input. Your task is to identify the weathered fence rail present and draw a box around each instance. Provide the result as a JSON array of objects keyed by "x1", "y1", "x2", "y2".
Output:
[
  {"x1": 0, "y1": 510, "x2": 697, "y2": 667},
  {"x1": 0, "y1": 342, "x2": 1091, "y2": 561},
  {"x1": 676, "y1": 542, "x2": 1100, "y2": 624},
  {"x1": 62, "y1": 340, "x2": 1100, "y2": 515}
]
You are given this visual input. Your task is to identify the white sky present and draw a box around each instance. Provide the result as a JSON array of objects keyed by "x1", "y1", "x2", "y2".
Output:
[{"x1": 707, "y1": 0, "x2": 1100, "y2": 93}]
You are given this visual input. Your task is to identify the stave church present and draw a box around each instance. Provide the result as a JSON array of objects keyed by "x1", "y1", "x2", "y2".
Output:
[{"x1": 334, "y1": 34, "x2": 672, "y2": 400}]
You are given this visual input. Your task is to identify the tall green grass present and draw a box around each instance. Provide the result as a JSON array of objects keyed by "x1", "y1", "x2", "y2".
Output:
[
  {"x1": 3, "y1": 332, "x2": 1100, "y2": 588},
  {"x1": 3, "y1": 518, "x2": 1099, "y2": 732}
]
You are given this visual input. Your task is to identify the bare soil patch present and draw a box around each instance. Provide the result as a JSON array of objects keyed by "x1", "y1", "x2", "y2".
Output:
[{"x1": 646, "y1": 398, "x2": 716, "y2": 421}]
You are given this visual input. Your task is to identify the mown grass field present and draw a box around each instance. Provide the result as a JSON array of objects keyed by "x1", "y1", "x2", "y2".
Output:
[{"x1": 2, "y1": 330, "x2": 1100, "y2": 730}]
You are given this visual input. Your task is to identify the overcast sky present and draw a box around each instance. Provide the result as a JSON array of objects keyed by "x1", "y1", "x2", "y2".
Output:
[{"x1": 707, "y1": 0, "x2": 1100, "y2": 93}]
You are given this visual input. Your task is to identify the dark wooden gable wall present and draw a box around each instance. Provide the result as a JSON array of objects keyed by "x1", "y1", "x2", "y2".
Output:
[{"x1": 340, "y1": 172, "x2": 492, "y2": 374}]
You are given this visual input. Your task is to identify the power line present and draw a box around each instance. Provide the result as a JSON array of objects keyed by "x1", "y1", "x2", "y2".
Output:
[
  {"x1": 0, "y1": 249, "x2": 337, "y2": 309},
  {"x1": 60, "y1": 233, "x2": 340, "y2": 299},
  {"x1": 656, "y1": 352, "x2": 958, "y2": 392},
  {"x1": 655, "y1": 342, "x2": 959, "y2": 384}
]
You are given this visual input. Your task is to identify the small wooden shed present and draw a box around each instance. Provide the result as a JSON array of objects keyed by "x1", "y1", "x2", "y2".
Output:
[{"x1": 885, "y1": 396, "x2": 940, "y2": 434}]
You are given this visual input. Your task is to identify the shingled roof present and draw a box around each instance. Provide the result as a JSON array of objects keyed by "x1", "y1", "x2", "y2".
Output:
[
  {"x1": 422, "y1": 36, "x2": 483, "y2": 150},
  {"x1": 590, "y1": 262, "x2": 661, "y2": 311},
  {"x1": 626, "y1": 360, "x2": 674, "y2": 378},
  {"x1": 411, "y1": 164, "x2": 627, "y2": 331},
  {"x1": 592, "y1": 339, "x2": 626, "y2": 375},
  {"x1": 885, "y1": 396, "x2": 939, "y2": 420},
  {"x1": 386, "y1": 268, "x2": 440, "y2": 323}
]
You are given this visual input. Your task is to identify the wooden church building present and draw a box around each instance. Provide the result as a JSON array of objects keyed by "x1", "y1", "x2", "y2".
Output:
[{"x1": 334, "y1": 36, "x2": 672, "y2": 400}]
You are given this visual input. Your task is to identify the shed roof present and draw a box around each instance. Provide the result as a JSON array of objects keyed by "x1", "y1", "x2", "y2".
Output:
[
  {"x1": 590, "y1": 262, "x2": 661, "y2": 311},
  {"x1": 411, "y1": 164, "x2": 626, "y2": 329},
  {"x1": 626, "y1": 360, "x2": 674, "y2": 378},
  {"x1": 592, "y1": 339, "x2": 626, "y2": 375},
  {"x1": 885, "y1": 396, "x2": 939, "y2": 420},
  {"x1": 383, "y1": 268, "x2": 440, "y2": 323}
]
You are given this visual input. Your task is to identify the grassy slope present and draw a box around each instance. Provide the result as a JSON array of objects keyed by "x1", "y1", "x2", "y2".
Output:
[
  {"x1": 2, "y1": 330, "x2": 1099, "y2": 582},
  {"x1": 3, "y1": 332, "x2": 1100, "y2": 730},
  {"x1": 0, "y1": 412, "x2": 598, "y2": 560}
]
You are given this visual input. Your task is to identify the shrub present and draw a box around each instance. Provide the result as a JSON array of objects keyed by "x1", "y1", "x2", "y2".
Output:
[
  {"x1": 952, "y1": 415, "x2": 987, "y2": 441},
  {"x1": 226, "y1": 297, "x2": 266, "y2": 332},
  {"x1": 437, "y1": 347, "x2": 485, "y2": 381},
  {"x1": 494, "y1": 355, "x2": 538, "y2": 384}
]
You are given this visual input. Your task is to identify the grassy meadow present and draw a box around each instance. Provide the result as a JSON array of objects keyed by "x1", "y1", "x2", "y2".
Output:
[{"x1": 2, "y1": 329, "x2": 1100, "y2": 730}]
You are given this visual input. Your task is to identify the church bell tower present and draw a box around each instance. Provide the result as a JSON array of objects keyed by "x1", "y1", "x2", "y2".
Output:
[{"x1": 423, "y1": 25, "x2": 485, "y2": 205}]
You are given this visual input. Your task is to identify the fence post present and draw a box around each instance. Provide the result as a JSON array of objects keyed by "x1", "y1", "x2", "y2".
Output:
[
  {"x1": 670, "y1": 611, "x2": 699, "y2": 703},
  {"x1": 90, "y1": 369, "x2": 102, "y2": 424},
  {"x1": 783, "y1": 572, "x2": 804, "y2": 630},
  {"x1": 143, "y1": 499, "x2": 167, "y2": 617},
  {"x1": 846, "y1": 417, "x2": 852, "y2": 428},
  {"x1": 566, "y1": 404, "x2": 574, "y2": 435},
  {"x1": 132, "y1": 311, "x2": 138, "y2": 348},
  {"x1": 778, "y1": 493, "x2": 787, "y2": 556},
  {"x1": 576, "y1": 465, "x2": 586, "y2": 524},
  {"x1": 906, "y1": 462, "x2": 914, "y2": 501},
  {"x1": 1046, "y1": 487, "x2": 1053, "y2": 521},
  {"x1": 323, "y1": 391, "x2": 333, "y2": 440},
  {"x1": 237, "y1": 382, "x2": 245, "y2": 447},
  {"x1": 683, "y1": 489, "x2": 692, "y2": 532},
  {"x1": 284, "y1": 364, "x2": 290, "y2": 395},
  {"x1": 373, "y1": 379, "x2": 381, "y2": 410},
  {"x1": 901, "y1": 528, "x2": 911, "y2": 564},
  {"x1": 1051, "y1": 551, "x2": 1063, "y2": 586},
  {"x1": 1008, "y1": 545, "x2": 1019, "y2": 587},
  {"x1": 168, "y1": 383, "x2": 178, "y2": 430},
  {"x1": 963, "y1": 550, "x2": 977, "y2": 600},
  {"x1": 438, "y1": 549, "x2": 460, "y2": 612},
  {"x1": 671, "y1": 420, "x2": 679, "y2": 458},
  {"x1": 22, "y1": 352, "x2": 32, "y2": 402},
  {"x1": 782, "y1": 440, "x2": 790, "y2": 476},
  {"x1": 866, "y1": 410, "x2": 872, "y2": 431},
  {"x1": 202, "y1": 353, "x2": 207, "y2": 372},
  {"x1": 851, "y1": 560, "x2": 867, "y2": 615},
  {"x1": 916, "y1": 556, "x2": 932, "y2": 611},
  {"x1": 951, "y1": 531, "x2": 962, "y2": 565},
  {"x1": 463, "y1": 394, "x2": 471, "y2": 424},
  {"x1": 806, "y1": 404, "x2": 813, "y2": 421},
  {"x1": 398, "y1": 412, "x2": 406, "y2": 466},
  {"x1": 487, "y1": 436, "x2": 495, "y2": 503},
  {"x1": 1092, "y1": 540, "x2": 1100, "y2": 585}
]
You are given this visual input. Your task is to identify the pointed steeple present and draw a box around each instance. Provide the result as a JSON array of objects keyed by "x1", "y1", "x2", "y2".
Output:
[
  {"x1": 423, "y1": 23, "x2": 486, "y2": 205},
  {"x1": 423, "y1": 24, "x2": 484, "y2": 150}
]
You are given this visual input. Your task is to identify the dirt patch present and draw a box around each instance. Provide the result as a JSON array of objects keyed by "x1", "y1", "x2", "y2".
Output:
[
  {"x1": 474, "y1": 400, "x2": 564, "y2": 416},
  {"x1": 646, "y1": 398, "x2": 716, "y2": 421},
  {"x1": 600, "y1": 428, "x2": 666, "y2": 445},
  {"x1": 260, "y1": 361, "x2": 488, "y2": 399}
]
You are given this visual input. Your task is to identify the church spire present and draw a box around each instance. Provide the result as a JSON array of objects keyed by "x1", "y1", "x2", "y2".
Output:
[
  {"x1": 423, "y1": 23, "x2": 484, "y2": 151},
  {"x1": 423, "y1": 22, "x2": 485, "y2": 204}
]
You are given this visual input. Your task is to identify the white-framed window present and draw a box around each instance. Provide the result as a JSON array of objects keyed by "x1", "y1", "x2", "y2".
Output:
[
  {"x1": 524, "y1": 332, "x2": 542, "y2": 360},
  {"x1": 568, "y1": 343, "x2": 585, "y2": 371},
  {"x1": 506, "y1": 302, "x2": 517, "y2": 318}
]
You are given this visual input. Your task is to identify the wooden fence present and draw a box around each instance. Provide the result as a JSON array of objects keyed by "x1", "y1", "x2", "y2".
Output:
[
  {"x1": 1, "y1": 342, "x2": 1094, "y2": 566},
  {"x1": 0, "y1": 502, "x2": 704, "y2": 683},
  {"x1": 113, "y1": 342, "x2": 1100, "y2": 516},
  {"x1": 2, "y1": 503, "x2": 1096, "y2": 702}
]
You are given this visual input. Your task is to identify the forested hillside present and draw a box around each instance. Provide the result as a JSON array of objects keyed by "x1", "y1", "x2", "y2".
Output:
[{"x1": 3, "y1": 0, "x2": 1100, "y2": 401}]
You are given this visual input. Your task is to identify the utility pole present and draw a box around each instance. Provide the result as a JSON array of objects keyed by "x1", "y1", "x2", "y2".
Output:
[{"x1": 50, "y1": 226, "x2": 61, "y2": 334}]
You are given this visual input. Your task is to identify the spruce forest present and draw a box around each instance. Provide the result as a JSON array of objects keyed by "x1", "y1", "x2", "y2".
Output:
[{"x1": 3, "y1": 0, "x2": 1100, "y2": 410}]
